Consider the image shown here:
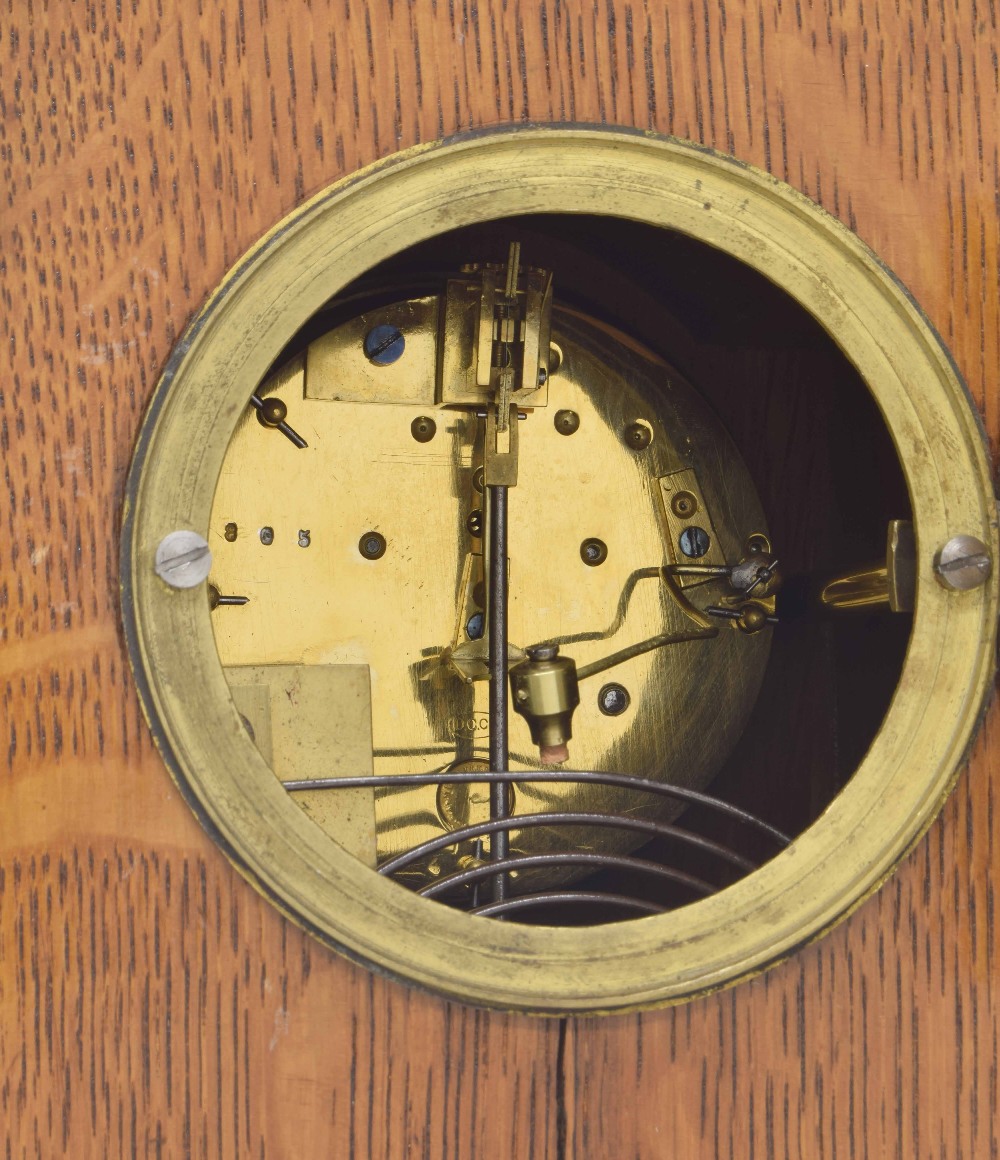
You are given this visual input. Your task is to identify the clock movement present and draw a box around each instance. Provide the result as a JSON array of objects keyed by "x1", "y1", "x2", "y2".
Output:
[{"x1": 121, "y1": 129, "x2": 997, "y2": 1011}]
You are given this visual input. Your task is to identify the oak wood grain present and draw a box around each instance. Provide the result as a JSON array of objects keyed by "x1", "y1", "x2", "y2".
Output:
[{"x1": 2, "y1": 0, "x2": 997, "y2": 1156}]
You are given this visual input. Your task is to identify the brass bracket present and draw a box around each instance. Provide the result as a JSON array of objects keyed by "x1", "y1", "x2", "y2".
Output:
[
  {"x1": 483, "y1": 403, "x2": 520, "y2": 487},
  {"x1": 438, "y1": 264, "x2": 553, "y2": 410},
  {"x1": 820, "y1": 519, "x2": 916, "y2": 612},
  {"x1": 658, "y1": 468, "x2": 726, "y2": 584}
]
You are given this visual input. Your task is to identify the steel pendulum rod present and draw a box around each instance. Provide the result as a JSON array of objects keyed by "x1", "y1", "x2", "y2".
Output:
[
  {"x1": 487, "y1": 482, "x2": 511, "y2": 905},
  {"x1": 481, "y1": 239, "x2": 532, "y2": 909}
]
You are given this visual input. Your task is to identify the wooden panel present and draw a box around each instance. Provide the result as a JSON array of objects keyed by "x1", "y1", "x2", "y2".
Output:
[{"x1": 1, "y1": 0, "x2": 996, "y2": 1156}]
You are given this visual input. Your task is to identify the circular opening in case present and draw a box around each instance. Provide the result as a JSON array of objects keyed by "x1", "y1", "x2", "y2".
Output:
[{"x1": 122, "y1": 129, "x2": 997, "y2": 1012}]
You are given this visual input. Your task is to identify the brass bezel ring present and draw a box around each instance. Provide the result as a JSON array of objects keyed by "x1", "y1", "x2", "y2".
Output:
[{"x1": 121, "y1": 128, "x2": 998, "y2": 1013}]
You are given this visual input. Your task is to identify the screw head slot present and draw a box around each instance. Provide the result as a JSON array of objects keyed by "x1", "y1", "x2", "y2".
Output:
[
  {"x1": 935, "y1": 535, "x2": 992, "y2": 590},
  {"x1": 679, "y1": 526, "x2": 711, "y2": 559},
  {"x1": 363, "y1": 324, "x2": 406, "y2": 365},
  {"x1": 154, "y1": 530, "x2": 213, "y2": 589}
]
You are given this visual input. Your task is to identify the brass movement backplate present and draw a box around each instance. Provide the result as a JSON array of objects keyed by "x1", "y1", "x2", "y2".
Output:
[
  {"x1": 210, "y1": 297, "x2": 768, "y2": 890},
  {"x1": 122, "y1": 129, "x2": 998, "y2": 1013}
]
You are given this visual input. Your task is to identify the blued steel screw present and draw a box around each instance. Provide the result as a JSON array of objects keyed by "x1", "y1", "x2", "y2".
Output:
[
  {"x1": 679, "y1": 526, "x2": 710, "y2": 558},
  {"x1": 364, "y1": 324, "x2": 405, "y2": 365}
]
